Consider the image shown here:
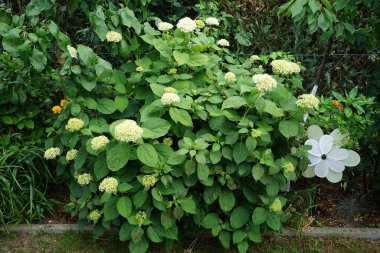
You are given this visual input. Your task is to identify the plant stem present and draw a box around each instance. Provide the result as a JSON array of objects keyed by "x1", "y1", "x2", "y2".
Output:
[{"x1": 313, "y1": 37, "x2": 334, "y2": 91}]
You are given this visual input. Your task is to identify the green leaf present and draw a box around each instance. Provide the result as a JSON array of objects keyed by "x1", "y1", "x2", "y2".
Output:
[
  {"x1": 230, "y1": 206, "x2": 250, "y2": 229},
  {"x1": 147, "y1": 227, "x2": 163, "y2": 243},
  {"x1": 233, "y1": 142, "x2": 248, "y2": 165},
  {"x1": 264, "y1": 100, "x2": 284, "y2": 117},
  {"x1": 222, "y1": 96, "x2": 247, "y2": 110},
  {"x1": 173, "y1": 50, "x2": 189, "y2": 65},
  {"x1": 252, "y1": 207, "x2": 267, "y2": 225},
  {"x1": 115, "y1": 95, "x2": 129, "y2": 112},
  {"x1": 97, "y1": 98, "x2": 117, "y2": 114},
  {"x1": 204, "y1": 185, "x2": 221, "y2": 205},
  {"x1": 197, "y1": 164, "x2": 210, "y2": 181},
  {"x1": 95, "y1": 58, "x2": 113, "y2": 81},
  {"x1": 266, "y1": 212, "x2": 281, "y2": 231},
  {"x1": 137, "y1": 143, "x2": 159, "y2": 167},
  {"x1": 142, "y1": 118, "x2": 171, "y2": 139},
  {"x1": 94, "y1": 154, "x2": 109, "y2": 179},
  {"x1": 77, "y1": 44, "x2": 97, "y2": 66},
  {"x1": 129, "y1": 238, "x2": 149, "y2": 253},
  {"x1": 252, "y1": 164, "x2": 264, "y2": 181},
  {"x1": 238, "y1": 240, "x2": 249, "y2": 253},
  {"x1": 117, "y1": 197, "x2": 132, "y2": 218},
  {"x1": 120, "y1": 222, "x2": 134, "y2": 241},
  {"x1": 161, "y1": 210, "x2": 175, "y2": 229},
  {"x1": 219, "y1": 190, "x2": 235, "y2": 212},
  {"x1": 103, "y1": 196, "x2": 119, "y2": 221},
  {"x1": 30, "y1": 48, "x2": 47, "y2": 71},
  {"x1": 179, "y1": 198, "x2": 196, "y2": 214},
  {"x1": 26, "y1": 0, "x2": 54, "y2": 16},
  {"x1": 133, "y1": 190, "x2": 148, "y2": 208},
  {"x1": 169, "y1": 108, "x2": 193, "y2": 127},
  {"x1": 233, "y1": 230, "x2": 246, "y2": 244},
  {"x1": 119, "y1": 7, "x2": 142, "y2": 34},
  {"x1": 202, "y1": 213, "x2": 220, "y2": 229},
  {"x1": 218, "y1": 230, "x2": 231, "y2": 249},
  {"x1": 318, "y1": 12, "x2": 330, "y2": 32},
  {"x1": 279, "y1": 120, "x2": 299, "y2": 138},
  {"x1": 187, "y1": 53, "x2": 209, "y2": 67},
  {"x1": 106, "y1": 142, "x2": 130, "y2": 171},
  {"x1": 290, "y1": 0, "x2": 307, "y2": 17},
  {"x1": 266, "y1": 183, "x2": 279, "y2": 196},
  {"x1": 308, "y1": 0, "x2": 320, "y2": 13}
]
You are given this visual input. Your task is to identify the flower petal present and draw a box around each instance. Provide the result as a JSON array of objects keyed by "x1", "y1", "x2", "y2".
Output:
[
  {"x1": 340, "y1": 150, "x2": 360, "y2": 167},
  {"x1": 303, "y1": 166, "x2": 316, "y2": 178},
  {"x1": 326, "y1": 158, "x2": 345, "y2": 172},
  {"x1": 308, "y1": 154, "x2": 321, "y2": 166},
  {"x1": 305, "y1": 139, "x2": 321, "y2": 156},
  {"x1": 319, "y1": 135, "x2": 333, "y2": 154},
  {"x1": 328, "y1": 148, "x2": 349, "y2": 161},
  {"x1": 330, "y1": 129, "x2": 348, "y2": 149},
  {"x1": 314, "y1": 160, "x2": 329, "y2": 178},
  {"x1": 307, "y1": 125, "x2": 323, "y2": 141},
  {"x1": 326, "y1": 171, "x2": 343, "y2": 183}
]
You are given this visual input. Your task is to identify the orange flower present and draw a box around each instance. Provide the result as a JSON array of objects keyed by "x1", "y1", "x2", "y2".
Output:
[
  {"x1": 332, "y1": 99, "x2": 343, "y2": 111},
  {"x1": 52, "y1": 105, "x2": 62, "y2": 114},
  {"x1": 60, "y1": 99, "x2": 68, "y2": 107}
]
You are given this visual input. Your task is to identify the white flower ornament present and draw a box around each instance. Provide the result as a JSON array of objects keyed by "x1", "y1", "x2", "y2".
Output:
[{"x1": 303, "y1": 125, "x2": 360, "y2": 183}]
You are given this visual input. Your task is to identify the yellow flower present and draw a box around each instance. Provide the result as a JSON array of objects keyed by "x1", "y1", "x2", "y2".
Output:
[
  {"x1": 77, "y1": 173, "x2": 93, "y2": 186},
  {"x1": 52, "y1": 106, "x2": 62, "y2": 114},
  {"x1": 136, "y1": 66, "x2": 144, "y2": 72},
  {"x1": 296, "y1": 94, "x2": 319, "y2": 109},
  {"x1": 60, "y1": 99, "x2": 68, "y2": 107},
  {"x1": 332, "y1": 99, "x2": 343, "y2": 111}
]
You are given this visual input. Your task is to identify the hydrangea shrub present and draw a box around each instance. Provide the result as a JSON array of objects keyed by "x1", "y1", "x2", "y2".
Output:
[{"x1": 45, "y1": 12, "x2": 319, "y2": 253}]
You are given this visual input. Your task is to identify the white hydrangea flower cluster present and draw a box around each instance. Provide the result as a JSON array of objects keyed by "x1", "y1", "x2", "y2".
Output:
[
  {"x1": 217, "y1": 39, "x2": 230, "y2": 47},
  {"x1": 65, "y1": 118, "x2": 84, "y2": 132},
  {"x1": 66, "y1": 45, "x2": 77, "y2": 59},
  {"x1": 250, "y1": 55, "x2": 260, "y2": 61},
  {"x1": 91, "y1": 135, "x2": 109, "y2": 150},
  {"x1": 106, "y1": 31, "x2": 122, "y2": 42},
  {"x1": 271, "y1": 60, "x2": 301, "y2": 75},
  {"x1": 161, "y1": 88, "x2": 180, "y2": 106},
  {"x1": 296, "y1": 94, "x2": 320, "y2": 109},
  {"x1": 89, "y1": 210, "x2": 101, "y2": 222},
  {"x1": 77, "y1": 173, "x2": 93, "y2": 186},
  {"x1": 99, "y1": 177, "x2": 118, "y2": 193},
  {"x1": 44, "y1": 147, "x2": 61, "y2": 160},
  {"x1": 252, "y1": 74, "x2": 277, "y2": 92},
  {"x1": 158, "y1": 22, "x2": 173, "y2": 31},
  {"x1": 224, "y1": 72, "x2": 236, "y2": 82},
  {"x1": 66, "y1": 149, "x2": 78, "y2": 161},
  {"x1": 114, "y1": 119, "x2": 143, "y2": 143},
  {"x1": 176, "y1": 17, "x2": 197, "y2": 33},
  {"x1": 205, "y1": 17, "x2": 219, "y2": 26},
  {"x1": 142, "y1": 175, "x2": 157, "y2": 188}
]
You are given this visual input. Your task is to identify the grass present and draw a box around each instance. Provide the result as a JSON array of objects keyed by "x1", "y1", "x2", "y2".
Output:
[{"x1": 1, "y1": 232, "x2": 380, "y2": 253}]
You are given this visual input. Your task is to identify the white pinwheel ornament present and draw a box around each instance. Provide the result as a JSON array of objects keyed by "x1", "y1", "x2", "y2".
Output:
[{"x1": 303, "y1": 125, "x2": 360, "y2": 183}]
